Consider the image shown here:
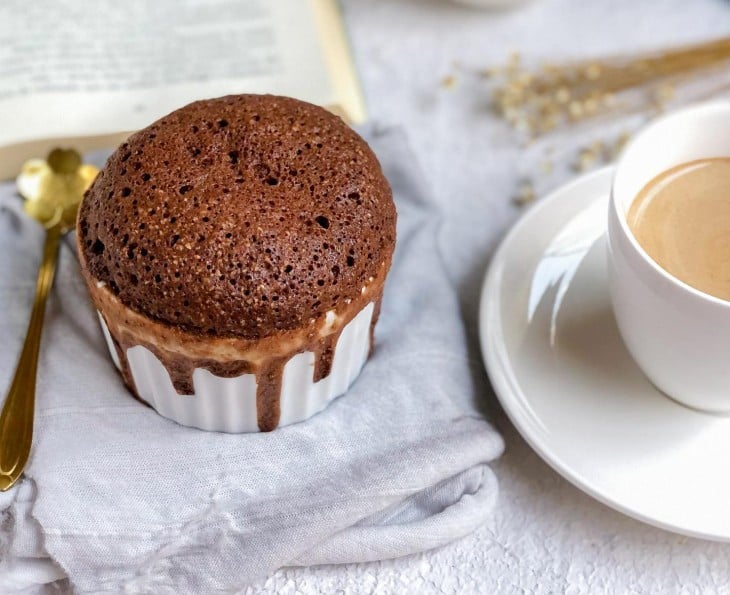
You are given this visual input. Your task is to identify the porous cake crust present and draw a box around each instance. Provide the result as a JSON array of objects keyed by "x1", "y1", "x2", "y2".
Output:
[{"x1": 78, "y1": 94, "x2": 396, "y2": 339}]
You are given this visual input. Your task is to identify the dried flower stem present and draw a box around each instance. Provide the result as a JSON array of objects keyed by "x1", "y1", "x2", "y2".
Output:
[{"x1": 492, "y1": 36, "x2": 730, "y2": 137}]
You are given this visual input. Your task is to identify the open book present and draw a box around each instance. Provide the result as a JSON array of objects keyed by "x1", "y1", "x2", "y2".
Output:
[{"x1": 0, "y1": 0, "x2": 365, "y2": 180}]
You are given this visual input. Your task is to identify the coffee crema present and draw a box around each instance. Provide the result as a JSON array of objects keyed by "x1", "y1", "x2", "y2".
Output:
[{"x1": 627, "y1": 157, "x2": 730, "y2": 302}]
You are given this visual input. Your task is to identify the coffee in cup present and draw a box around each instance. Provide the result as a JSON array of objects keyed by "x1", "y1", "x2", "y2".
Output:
[{"x1": 627, "y1": 157, "x2": 730, "y2": 302}]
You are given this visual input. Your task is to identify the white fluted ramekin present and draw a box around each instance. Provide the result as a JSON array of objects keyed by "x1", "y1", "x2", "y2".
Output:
[{"x1": 96, "y1": 302, "x2": 375, "y2": 433}]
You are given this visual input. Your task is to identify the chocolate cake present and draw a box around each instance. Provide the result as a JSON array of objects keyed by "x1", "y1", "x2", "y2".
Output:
[{"x1": 77, "y1": 94, "x2": 396, "y2": 432}]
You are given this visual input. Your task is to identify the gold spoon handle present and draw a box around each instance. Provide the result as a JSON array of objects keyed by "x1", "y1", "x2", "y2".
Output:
[{"x1": 0, "y1": 224, "x2": 62, "y2": 491}]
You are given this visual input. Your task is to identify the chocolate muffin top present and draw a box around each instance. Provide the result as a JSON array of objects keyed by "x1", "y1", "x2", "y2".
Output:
[{"x1": 78, "y1": 94, "x2": 396, "y2": 338}]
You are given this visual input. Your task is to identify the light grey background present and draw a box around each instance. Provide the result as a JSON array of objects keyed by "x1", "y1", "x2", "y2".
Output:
[{"x1": 250, "y1": 1, "x2": 730, "y2": 592}]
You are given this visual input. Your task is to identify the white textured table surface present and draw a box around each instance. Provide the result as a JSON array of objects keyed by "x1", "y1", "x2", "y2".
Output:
[{"x1": 252, "y1": 1, "x2": 730, "y2": 593}]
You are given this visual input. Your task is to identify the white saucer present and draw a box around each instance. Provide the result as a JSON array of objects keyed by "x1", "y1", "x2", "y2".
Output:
[{"x1": 480, "y1": 166, "x2": 730, "y2": 541}]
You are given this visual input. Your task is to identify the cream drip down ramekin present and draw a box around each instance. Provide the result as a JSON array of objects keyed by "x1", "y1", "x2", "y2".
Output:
[{"x1": 89, "y1": 279, "x2": 382, "y2": 433}]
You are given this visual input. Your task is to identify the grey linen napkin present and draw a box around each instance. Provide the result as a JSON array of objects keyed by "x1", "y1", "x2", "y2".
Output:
[{"x1": 0, "y1": 128, "x2": 503, "y2": 593}]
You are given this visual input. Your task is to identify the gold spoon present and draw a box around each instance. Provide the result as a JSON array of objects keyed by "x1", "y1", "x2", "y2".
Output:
[{"x1": 0, "y1": 148, "x2": 98, "y2": 491}]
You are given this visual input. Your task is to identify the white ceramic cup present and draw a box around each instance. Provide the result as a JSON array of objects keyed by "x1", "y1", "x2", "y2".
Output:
[{"x1": 607, "y1": 102, "x2": 730, "y2": 413}]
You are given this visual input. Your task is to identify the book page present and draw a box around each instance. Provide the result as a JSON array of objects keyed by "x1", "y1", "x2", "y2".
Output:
[{"x1": 0, "y1": 0, "x2": 355, "y2": 178}]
